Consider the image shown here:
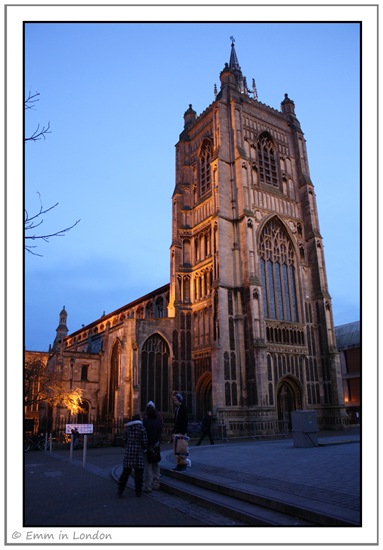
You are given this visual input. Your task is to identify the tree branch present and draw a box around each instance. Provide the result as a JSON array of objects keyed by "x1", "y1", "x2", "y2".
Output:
[
  {"x1": 25, "y1": 219, "x2": 81, "y2": 242},
  {"x1": 24, "y1": 193, "x2": 80, "y2": 256},
  {"x1": 24, "y1": 90, "x2": 41, "y2": 109},
  {"x1": 25, "y1": 121, "x2": 51, "y2": 142},
  {"x1": 25, "y1": 96, "x2": 80, "y2": 255},
  {"x1": 25, "y1": 91, "x2": 51, "y2": 141}
]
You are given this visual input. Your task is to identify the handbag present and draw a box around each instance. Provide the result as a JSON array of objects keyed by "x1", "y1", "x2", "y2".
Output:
[
  {"x1": 147, "y1": 443, "x2": 161, "y2": 464},
  {"x1": 173, "y1": 434, "x2": 190, "y2": 456}
]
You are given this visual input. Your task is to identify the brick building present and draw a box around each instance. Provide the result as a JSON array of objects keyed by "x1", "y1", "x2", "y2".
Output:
[
  {"x1": 43, "y1": 40, "x2": 348, "y2": 436},
  {"x1": 335, "y1": 321, "x2": 360, "y2": 424}
]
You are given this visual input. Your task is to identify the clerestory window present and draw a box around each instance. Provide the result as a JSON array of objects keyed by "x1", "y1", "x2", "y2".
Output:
[
  {"x1": 257, "y1": 133, "x2": 278, "y2": 187},
  {"x1": 260, "y1": 218, "x2": 299, "y2": 322}
]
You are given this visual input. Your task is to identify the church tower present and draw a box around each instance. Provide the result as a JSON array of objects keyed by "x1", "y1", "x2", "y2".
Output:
[
  {"x1": 53, "y1": 306, "x2": 68, "y2": 347},
  {"x1": 169, "y1": 38, "x2": 346, "y2": 433}
]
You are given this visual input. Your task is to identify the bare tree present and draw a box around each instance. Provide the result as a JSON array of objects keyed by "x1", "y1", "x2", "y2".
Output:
[
  {"x1": 25, "y1": 193, "x2": 80, "y2": 256},
  {"x1": 25, "y1": 91, "x2": 51, "y2": 142},
  {"x1": 25, "y1": 91, "x2": 80, "y2": 255},
  {"x1": 25, "y1": 353, "x2": 86, "y2": 416}
]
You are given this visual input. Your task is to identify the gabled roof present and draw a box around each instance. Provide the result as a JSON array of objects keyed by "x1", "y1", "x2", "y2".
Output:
[{"x1": 335, "y1": 321, "x2": 360, "y2": 350}]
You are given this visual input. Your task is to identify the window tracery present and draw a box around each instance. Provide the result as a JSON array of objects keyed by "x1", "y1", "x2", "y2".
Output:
[
  {"x1": 141, "y1": 334, "x2": 170, "y2": 412},
  {"x1": 224, "y1": 351, "x2": 237, "y2": 406},
  {"x1": 257, "y1": 132, "x2": 278, "y2": 187},
  {"x1": 260, "y1": 218, "x2": 299, "y2": 322},
  {"x1": 154, "y1": 297, "x2": 164, "y2": 318},
  {"x1": 199, "y1": 139, "x2": 212, "y2": 196}
]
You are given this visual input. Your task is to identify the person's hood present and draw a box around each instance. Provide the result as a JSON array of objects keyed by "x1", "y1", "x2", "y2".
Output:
[{"x1": 125, "y1": 420, "x2": 142, "y2": 427}]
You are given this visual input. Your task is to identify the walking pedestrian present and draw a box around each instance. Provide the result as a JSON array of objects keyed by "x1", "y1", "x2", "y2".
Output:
[
  {"x1": 118, "y1": 414, "x2": 148, "y2": 497},
  {"x1": 172, "y1": 393, "x2": 189, "y2": 472},
  {"x1": 71, "y1": 427, "x2": 80, "y2": 449},
  {"x1": 143, "y1": 401, "x2": 162, "y2": 493},
  {"x1": 196, "y1": 411, "x2": 214, "y2": 446}
]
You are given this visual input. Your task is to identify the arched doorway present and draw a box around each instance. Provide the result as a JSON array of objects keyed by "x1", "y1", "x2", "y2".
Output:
[
  {"x1": 277, "y1": 377, "x2": 302, "y2": 430},
  {"x1": 195, "y1": 372, "x2": 212, "y2": 419}
]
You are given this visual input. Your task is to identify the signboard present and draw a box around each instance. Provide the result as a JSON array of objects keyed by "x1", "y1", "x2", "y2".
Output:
[
  {"x1": 65, "y1": 424, "x2": 93, "y2": 435},
  {"x1": 187, "y1": 421, "x2": 202, "y2": 434}
]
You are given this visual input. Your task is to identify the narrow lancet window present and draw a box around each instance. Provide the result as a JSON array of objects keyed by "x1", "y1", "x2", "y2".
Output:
[
  {"x1": 257, "y1": 133, "x2": 278, "y2": 187},
  {"x1": 199, "y1": 139, "x2": 212, "y2": 196}
]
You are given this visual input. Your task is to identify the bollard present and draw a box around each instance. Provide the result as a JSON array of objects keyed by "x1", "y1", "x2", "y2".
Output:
[{"x1": 82, "y1": 434, "x2": 88, "y2": 467}]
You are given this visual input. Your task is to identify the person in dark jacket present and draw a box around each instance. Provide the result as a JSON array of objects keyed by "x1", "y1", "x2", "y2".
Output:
[
  {"x1": 196, "y1": 411, "x2": 214, "y2": 446},
  {"x1": 172, "y1": 393, "x2": 188, "y2": 435},
  {"x1": 143, "y1": 401, "x2": 162, "y2": 493},
  {"x1": 118, "y1": 414, "x2": 148, "y2": 497},
  {"x1": 172, "y1": 393, "x2": 189, "y2": 472}
]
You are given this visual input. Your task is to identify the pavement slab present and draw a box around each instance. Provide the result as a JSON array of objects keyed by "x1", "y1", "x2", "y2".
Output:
[{"x1": 23, "y1": 429, "x2": 361, "y2": 528}]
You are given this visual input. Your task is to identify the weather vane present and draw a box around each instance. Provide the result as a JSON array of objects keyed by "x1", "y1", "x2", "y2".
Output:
[{"x1": 230, "y1": 36, "x2": 235, "y2": 44}]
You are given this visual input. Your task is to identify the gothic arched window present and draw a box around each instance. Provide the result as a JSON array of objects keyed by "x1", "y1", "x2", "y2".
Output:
[
  {"x1": 146, "y1": 302, "x2": 153, "y2": 319},
  {"x1": 257, "y1": 133, "x2": 278, "y2": 187},
  {"x1": 199, "y1": 139, "x2": 212, "y2": 196},
  {"x1": 108, "y1": 341, "x2": 121, "y2": 417},
  {"x1": 141, "y1": 334, "x2": 170, "y2": 413},
  {"x1": 76, "y1": 400, "x2": 90, "y2": 423},
  {"x1": 154, "y1": 297, "x2": 164, "y2": 318},
  {"x1": 136, "y1": 306, "x2": 144, "y2": 319},
  {"x1": 260, "y1": 218, "x2": 299, "y2": 321}
]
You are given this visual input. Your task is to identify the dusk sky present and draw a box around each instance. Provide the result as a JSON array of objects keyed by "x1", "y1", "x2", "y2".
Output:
[{"x1": 24, "y1": 20, "x2": 361, "y2": 351}]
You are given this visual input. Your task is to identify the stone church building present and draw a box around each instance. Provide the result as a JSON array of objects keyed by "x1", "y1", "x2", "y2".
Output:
[{"x1": 46, "y1": 40, "x2": 347, "y2": 437}]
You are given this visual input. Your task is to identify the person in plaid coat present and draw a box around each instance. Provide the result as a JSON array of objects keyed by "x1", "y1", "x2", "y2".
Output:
[{"x1": 118, "y1": 414, "x2": 148, "y2": 497}]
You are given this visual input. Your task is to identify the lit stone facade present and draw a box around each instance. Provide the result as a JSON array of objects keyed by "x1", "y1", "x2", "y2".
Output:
[
  {"x1": 45, "y1": 42, "x2": 347, "y2": 435},
  {"x1": 25, "y1": 350, "x2": 49, "y2": 435}
]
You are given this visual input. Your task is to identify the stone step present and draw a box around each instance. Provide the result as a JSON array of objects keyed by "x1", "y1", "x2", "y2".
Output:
[
  {"x1": 160, "y1": 467, "x2": 359, "y2": 527},
  {"x1": 159, "y1": 469, "x2": 313, "y2": 526}
]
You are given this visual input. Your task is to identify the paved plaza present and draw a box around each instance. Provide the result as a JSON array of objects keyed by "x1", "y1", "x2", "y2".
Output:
[{"x1": 23, "y1": 429, "x2": 361, "y2": 530}]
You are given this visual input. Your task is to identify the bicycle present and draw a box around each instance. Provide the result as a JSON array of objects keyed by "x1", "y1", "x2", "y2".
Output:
[{"x1": 24, "y1": 437, "x2": 45, "y2": 452}]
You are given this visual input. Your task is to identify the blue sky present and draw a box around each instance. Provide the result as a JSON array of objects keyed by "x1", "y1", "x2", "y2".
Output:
[{"x1": 24, "y1": 21, "x2": 361, "y2": 351}]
